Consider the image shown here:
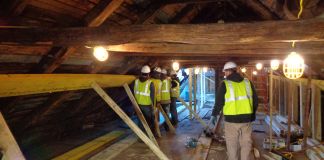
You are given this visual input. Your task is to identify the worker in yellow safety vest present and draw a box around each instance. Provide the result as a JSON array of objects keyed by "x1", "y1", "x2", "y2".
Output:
[
  {"x1": 160, "y1": 68, "x2": 172, "y2": 131},
  {"x1": 170, "y1": 70, "x2": 180, "y2": 126},
  {"x1": 151, "y1": 67, "x2": 162, "y2": 136},
  {"x1": 211, "y1": 61, "x2": 258, "y2": 160},
  {"x1": 132, "y1": 65, "x2": 155, "y2": 134}
]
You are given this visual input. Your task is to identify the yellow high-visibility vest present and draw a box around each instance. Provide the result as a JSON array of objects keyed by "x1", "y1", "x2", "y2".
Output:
[
  {"x1": 134, "y1": 79, "x2": 152, "y2": 106},
  {"x1": 171, "y1": 80, "x2": 180, "y2": 98},
  {"x1": 223, "y1": 78, "x2": 253, "y2": 115},
  {"x1": 161, "y1": 79, "x2": 171, "y2": 101},
  {"x1": 152, "y1": 78, "x2": 162, "y2": 103}
]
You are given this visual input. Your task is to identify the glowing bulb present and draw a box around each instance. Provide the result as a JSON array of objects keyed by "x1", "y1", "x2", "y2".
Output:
[
  {"x1": 283, "y1": 52, "x2": 304, "y2": 79},
  {"x1": 256, "y1": 63, "x2": 263, "y2": 70},
  {"x1": 253, "y1": 71, "x2": 257, "y2": 75},
  {"x1": 172, "y1": 62, "x2": 180, "y2": 71},
  {"x1": 271, "y1": 59, "x2": 279, "y2": 70},
  {"x1": 241, "y1": 67, "x2": 247, "y2": 73},
  {"x1": 93, "y1": 46, "x2": 108, "y2": 61},
  {"x1": 194, "y1": 68, "x2": 200, "y2": 74},
  {"x1": 203, "y1": 67, "x2": 208, "y2": 73}
]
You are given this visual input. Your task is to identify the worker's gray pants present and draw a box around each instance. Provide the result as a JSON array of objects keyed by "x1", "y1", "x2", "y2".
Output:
[
  {"x1": 170, "y1": 97, "x2": 179, "y2": 126},
  {"x1": 161, "y1": 104, "x2": 170, "y2": 131},
  {"x1": 139, "y1": 106, "x2": 155, "y2": 134},
  {"x1": 224, "y1": 122, "x2": 253, "y2": 160}
]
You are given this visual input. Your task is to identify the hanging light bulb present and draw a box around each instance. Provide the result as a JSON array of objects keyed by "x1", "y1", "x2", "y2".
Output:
[
  {"x1": 283, "y1": 52, "x2": 304, "y2": 79},
  {"x1": 172, "y1": 62, "x2": 180, "y2": 71},
  {"x1": 271, "y1": 59, "x2": 280, "y2": 70},
  {"x1": 203, "y1": 67, "x2": 208, "y2": 73},
  {"x1": 241, "y1": 67, "x2": 247, "y2": 73},
  {"x1": 256, "y1": 63, "x2": 263, "y2": 70},
  {"x1": 253, "y1": 71, "x2": 257, "y2": 75},
  {"x1": 93, "y1": 46, "x2": 109, "y2": 61},
  {"x1": 194, "y1": 68, "x2": 200, "y2": 74}
]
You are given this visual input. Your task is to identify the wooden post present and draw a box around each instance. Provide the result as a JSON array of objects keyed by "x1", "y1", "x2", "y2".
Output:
[
  {"x1": 303, "y1": 77, "x2": 312, "y2": 148},
  {"x1": 123, "y1": 84, "x2": 159, "y2": 146},
  {"x1": 311, "y1": 84, "x2": 316, "y2": 139},
  {"x1": 194, "y1": 73, "x2": 197, "y2": 113},
  {"x1": 156, "y1": 104, "x2": 176, "y2": 133},
  {"x1": 178, "y1": 97, "x2": 208, "y2": 128},
  {"x1": 269, "y1": 70, "x2": 273, "y2": 151},
  {"x1": 286, "y1": 81, "x2": 293, "y2": 151},
  {"x1": 91, "y1": 83, "x2": 169, "y2": 160},
  {"x1": 154, "y1": 102, "x2": 162, "y2": 138},
  {"x1": 0, "y1": 112, "x2": 26, "y2": 160},
  {"x1": 189, "y1": 68, "x2": 193, "y2": 119},
  {"x1": 299, "y1": 81, "x2": 304, "y2": 127}
]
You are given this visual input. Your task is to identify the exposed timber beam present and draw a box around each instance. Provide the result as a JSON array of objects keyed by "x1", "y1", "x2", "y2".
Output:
[
  {"x1": 1, "y1": 19, "x2": 323, "y2": 46},
  {"x1": 0, "y1": 74, "x2": 135, "y2": 98},
  {"x1": 7, "y1": 0, "x2": 31, "y2": 16},
  {"x1": 169, "y1": 4, "x2": 196, "y2": 23},
  {"x1": 84, "y1": 0, "x2": 124, "y2": 27},
  {"x1": 32, "y1": 0, "x2": 124, "y2": 73},
  {"x1": 23, "y1": 0, "x2": 125, "y2": 129},
  {"x1": 165, "y1": 0, "x2": 221, "y2": 5},
  {"x1": 240, "y1": 0, "x2": 278, "y2": 20},
  {"x1": 135, "y1": 1, "x2": 165, "y2": 24},
  {"x1": 105, "y1": 42, "x2": 324, "y2": 55}
]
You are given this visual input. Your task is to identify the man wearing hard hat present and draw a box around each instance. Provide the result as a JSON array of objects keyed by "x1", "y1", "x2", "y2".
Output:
[
  {"x1": 151, "y1": 67, "x2": 162, "y2": 136},
  {"x1": 170, "y1": 70, "x2": 180, "y2": 126},
  {"x1": 160, "y1": 68, "x2": 172, "y2": 131},
  {"x1": 133, "y1": 65, "x2": 155, "y2": 134},
  {"x1": 211, "y1": 61, "x2": 258, "y2": 160}
]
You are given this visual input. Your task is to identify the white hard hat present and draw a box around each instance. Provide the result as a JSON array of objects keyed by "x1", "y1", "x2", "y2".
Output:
[
  {"x1": 170, "y1": 70, "x2": 177, "y2": 75},
  {"x1": 153, "y1": 67, "x2": 161, "y2": 73},
  {"x1": 223, "y1": 61, "x2": 237, "y2": 71},
  {"x1": 141, "y1": 65, "x2": 151, "y2": 73},
  {"x1": 161, "y1": 69, "x2": 167, "y2": 74}
]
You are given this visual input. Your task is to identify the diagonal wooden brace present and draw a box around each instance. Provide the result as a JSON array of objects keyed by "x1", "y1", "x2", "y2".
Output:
[
  {"x1": 92, "y1": 82, "x2": 169, "y2": 160},
  {"x1": 123, "y1": 84, "x2": 159, "y2": 146}
]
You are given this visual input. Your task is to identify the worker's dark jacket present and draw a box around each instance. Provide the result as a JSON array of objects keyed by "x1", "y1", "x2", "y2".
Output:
[{"x1": 212, "y1": 72, "x2": 258, "y2": 123}]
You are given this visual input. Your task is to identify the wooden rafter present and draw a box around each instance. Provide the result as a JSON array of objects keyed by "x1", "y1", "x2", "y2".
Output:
[
  {"x1": 169, "y1": 4, "x2": 195, "y2": 23},
  {"x1": 22, "y1": 0, "x2": 124, "y2": 129},
  {"x1": 105, "y1": 42, "x2": 324, "y2": 55},
  {"x1": 2, "y1": 19, "x2": 324, "y2": 46},
  {"x1": 7, "y1": 0, "x2": 31, "y2": 16},
  {"x1": 240, "y1": 0, "x2": 278, "y2": 20}
]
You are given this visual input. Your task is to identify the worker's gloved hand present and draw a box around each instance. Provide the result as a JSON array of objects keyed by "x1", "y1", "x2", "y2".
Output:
[{"x1": 210, "y1": 115, "x2": 217, "y2": 125}]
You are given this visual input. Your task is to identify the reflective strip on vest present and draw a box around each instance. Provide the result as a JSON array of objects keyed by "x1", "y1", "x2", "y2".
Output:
[
  {"x1": 134, "y1": 79, "x2": 152, "y2": 105},
  {"x1": 161, "y1": 79, "x2": 169, "y2": 93},
  {"x1": 171, "y1": 80, "x2": 180, "y2": 98},
  {"x1": 135, "y1": 79, "x2": 150, "y2": 96},
  {"x1": 223, "y1": 78, "x2": 253, "y2": 115},
  {"x1": 225, "y1": 79, "x2": 251, "y2": 102},
  {"x1": 161, "y1": 79, "x2": 171, "y2": 101},
  {"x1": 152, "y1": 79, "x2": 162, "y2": 103}
]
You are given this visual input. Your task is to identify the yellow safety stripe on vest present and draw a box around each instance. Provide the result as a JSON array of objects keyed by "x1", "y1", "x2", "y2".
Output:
[
  {"x1": 158, "y1": 81, "x2": 162, "y2": 93},
  {"x1": 225, "y1": 78, "x2": 252, "y2": 102},
  {"x1": 161, "y1": 79, "x2": 170, "y2": 93},
  {"x1": 135, "y1": 79, "x2": 151, "y2": 96}
]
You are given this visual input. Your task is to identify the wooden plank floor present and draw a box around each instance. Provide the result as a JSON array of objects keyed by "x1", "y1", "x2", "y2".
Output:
[{"x1": 94, "y1": 112, "x2": 309, "y2": 160}]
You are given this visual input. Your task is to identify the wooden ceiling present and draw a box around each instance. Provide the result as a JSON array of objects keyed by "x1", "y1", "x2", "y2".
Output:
[
  {"x1": 0, "y1": 1, "x2": 323, "y2": 157},
  {"x1": 0, "y1": 0, "x2": 322, "y2": 75}
]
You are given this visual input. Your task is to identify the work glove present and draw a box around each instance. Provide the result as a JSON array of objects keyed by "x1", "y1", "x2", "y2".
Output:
[{"x1": 210, "y1": 115, "x2": 217, "y2": 126}]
